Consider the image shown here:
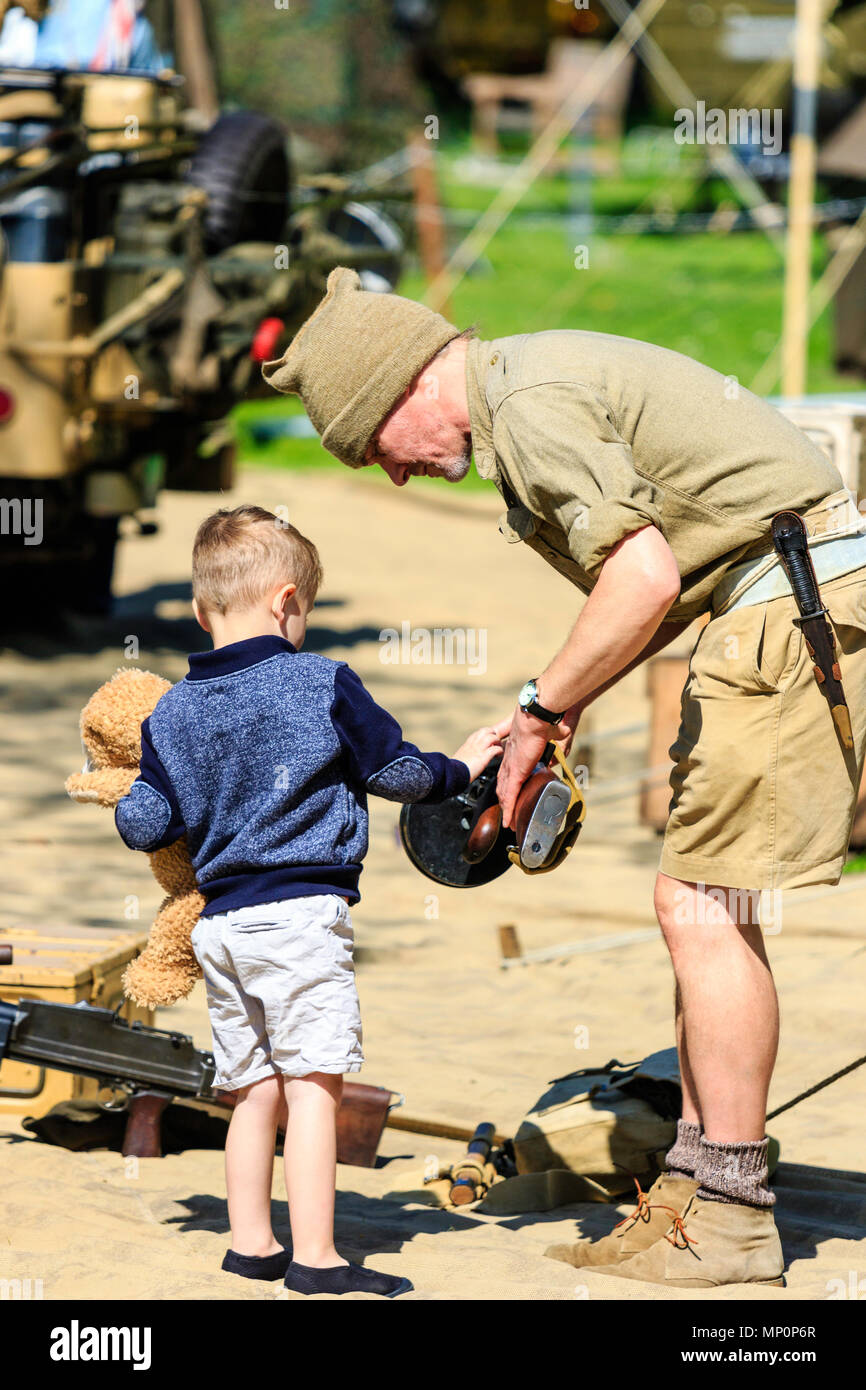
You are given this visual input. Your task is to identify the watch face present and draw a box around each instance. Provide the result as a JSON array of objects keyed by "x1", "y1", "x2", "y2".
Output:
[{"x1": 518, "y1": 679, "x2": 536, "y2": 709}]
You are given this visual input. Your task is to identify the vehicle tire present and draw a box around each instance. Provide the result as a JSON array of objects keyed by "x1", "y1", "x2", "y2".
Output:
[
  {"x1": 0, "y1": 481, "x2": 119, "y2": 628},
  {"x1": 65, "y1": 514, "x2": 119, "y2": 617},
  {"x1": 188, "y1": 110, "x2": 291, "y2": 252},
  {"x1": 325, "y1": 200, "x2": 404, "y2": 292}
]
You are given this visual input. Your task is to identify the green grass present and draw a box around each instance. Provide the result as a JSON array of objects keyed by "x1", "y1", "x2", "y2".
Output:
[
  {"x1": 235, "y1": 143, "x2": 857, "y2": 485},
  {"x1": 233, "y1": 395, "x2": 344, "y2": 474}
]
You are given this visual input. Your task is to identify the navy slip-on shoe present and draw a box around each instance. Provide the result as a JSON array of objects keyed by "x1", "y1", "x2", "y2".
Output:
[
  {"x1": 284, "y1": 1260, "x2": 412, "y2": 1298},
  {"x1": 222, "y1": 1246, "x2": 293, "y2": 1281}
]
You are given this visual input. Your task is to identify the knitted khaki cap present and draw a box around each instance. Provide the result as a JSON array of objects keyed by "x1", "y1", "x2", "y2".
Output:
[{"x1": 261, "y1": 267, "x2": 461, "y2": 467}]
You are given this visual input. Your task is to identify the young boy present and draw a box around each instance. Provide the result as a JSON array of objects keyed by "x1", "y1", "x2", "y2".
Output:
[{"x1": 115, "y1": 504, "x2": 502, "y2": 1297}]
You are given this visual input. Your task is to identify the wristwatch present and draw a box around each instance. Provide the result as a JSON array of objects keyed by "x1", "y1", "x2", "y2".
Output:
[{"x1": 517, "y1": 678, "x2": 566, "y2": 725}]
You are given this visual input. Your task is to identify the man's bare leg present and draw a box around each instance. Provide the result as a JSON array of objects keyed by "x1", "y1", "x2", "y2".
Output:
[
  {"x1": 655, "y1": 872, "x2": 779, "y2": 1141},
  {"x1": 674, "y1": 983, "x2": 702, "y2": 1127},
  {"x1": 576, "y1": 872, "x2": 786, "y2": 1285}
]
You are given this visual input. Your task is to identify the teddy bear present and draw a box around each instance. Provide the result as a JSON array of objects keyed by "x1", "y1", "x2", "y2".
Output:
[{"x1": 65, "y1": 668, "x2": 204, "y2": 1010}]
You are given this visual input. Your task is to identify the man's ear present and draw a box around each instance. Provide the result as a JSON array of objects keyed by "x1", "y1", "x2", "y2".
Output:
[{"x1": 192, "y1": 598, "x2": 211, "y2": 634}]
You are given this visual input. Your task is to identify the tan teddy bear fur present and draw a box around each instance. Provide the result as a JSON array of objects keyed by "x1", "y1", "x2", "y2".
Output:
[{"x1": 66, "y1": 668, "x2": 204, "y2": 1010}]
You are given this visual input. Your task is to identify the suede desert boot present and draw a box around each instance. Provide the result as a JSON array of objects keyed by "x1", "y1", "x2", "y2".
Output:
[
  {"x1": 590, "y1": 1193, "x2": 785, "y2": 1288},
  {"x1": 544, "y1": 1172, "x2": 699, "y2": 1269}
]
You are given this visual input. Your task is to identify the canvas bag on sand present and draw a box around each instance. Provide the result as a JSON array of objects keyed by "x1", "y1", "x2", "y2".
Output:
[
  {"x1": 495, "y1": 1049, "x2": 681, "y2": 1209},
  {"x1": 388, "y1": 1050, "x2": 680, "y2": 1214}
]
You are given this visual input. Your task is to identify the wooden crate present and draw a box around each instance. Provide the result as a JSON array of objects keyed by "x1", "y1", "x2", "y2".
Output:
[
  {"x1": 0, "y1": 924, "x2": 151, "y2": 1117},
  {"x1": 775, "y1": 402, "x2": 865, "y2": 499}
]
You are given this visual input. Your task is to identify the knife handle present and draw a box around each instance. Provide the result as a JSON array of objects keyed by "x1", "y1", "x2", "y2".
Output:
[{"x1": 771, "y1": 511, "x2": 824, "y2": 619}]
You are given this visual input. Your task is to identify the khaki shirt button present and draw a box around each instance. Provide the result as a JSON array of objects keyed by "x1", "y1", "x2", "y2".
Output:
[{"x1": 489, "y1": 353, "x2": 499, "y2": 365}]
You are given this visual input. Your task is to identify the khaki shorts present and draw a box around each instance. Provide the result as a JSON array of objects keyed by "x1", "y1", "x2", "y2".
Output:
[
  {"x1": 190, "y1": 894, "x2": 363, "y2": 1091},
  {"x1": 660, "y1": 564, "x2": 866, "y2": 893}
]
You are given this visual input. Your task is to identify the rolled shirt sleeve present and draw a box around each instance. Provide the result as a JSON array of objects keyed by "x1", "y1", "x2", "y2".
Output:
[{"x1": 493, "y1": 382, "x2": 665, "y2": 579}]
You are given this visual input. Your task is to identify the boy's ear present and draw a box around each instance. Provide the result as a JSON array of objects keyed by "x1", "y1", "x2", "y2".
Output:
[
  {"x1": 273, "y1": 581, "x2": 297, "y2": 619},
  {"x1": 192, "y1": 597, "x2": 211, "y2": 634}
]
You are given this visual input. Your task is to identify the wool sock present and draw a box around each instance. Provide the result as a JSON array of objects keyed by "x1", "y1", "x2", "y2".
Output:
[
  {"x1": 696, "y1": 1136, "x2": 775, "y2": 1208},
  {"x1": 664, "y1": 1118, "x2": 703, "y2": 1180}
]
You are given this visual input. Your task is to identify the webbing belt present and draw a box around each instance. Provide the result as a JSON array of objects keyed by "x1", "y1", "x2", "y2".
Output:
[{"x1": 712, "y1": 527, "x2": 866, "y2": 617}]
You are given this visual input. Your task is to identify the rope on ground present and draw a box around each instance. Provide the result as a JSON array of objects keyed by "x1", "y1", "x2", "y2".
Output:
[{"x1": 767, "y1": 1054, "x2": 866, "y2": 1122}]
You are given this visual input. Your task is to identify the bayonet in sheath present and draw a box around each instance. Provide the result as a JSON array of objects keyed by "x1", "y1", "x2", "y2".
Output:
[{"x1": 771, "y1": 510, "x2": 854, "y2": 750}]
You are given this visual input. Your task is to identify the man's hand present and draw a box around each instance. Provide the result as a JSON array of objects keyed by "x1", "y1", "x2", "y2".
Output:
[
  {"x1": 558, "y1": 703, "x2": 582, "y2": 757},
  {"x1": 495, "y1": 709, "x2": 570, "y2": 829}
]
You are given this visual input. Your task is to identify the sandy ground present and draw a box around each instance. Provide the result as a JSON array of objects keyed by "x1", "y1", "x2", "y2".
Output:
[{"x1": 1, "y1": 463, "x2": 865, "y2": 1301}]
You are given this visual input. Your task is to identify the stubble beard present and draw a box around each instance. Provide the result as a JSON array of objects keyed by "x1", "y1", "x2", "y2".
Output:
[{"x1": 434, "y1": 442, "x2": 473, "y2": 483}]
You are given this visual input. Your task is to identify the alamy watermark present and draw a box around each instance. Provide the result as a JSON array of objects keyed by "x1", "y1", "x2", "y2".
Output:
[
  {"x1": 50, "y1": 1321, "x2": 151, "y2": 1369},
  {"x1": 826, "y1": 1271, "x2": 866, "y2": 1299},
  {"x1": 0, "y1": 497, "x2": 42, "y2": 546},
  {"x1": 674, "y1": 103, "x2": 782, "y2": 157},
  {"x1": 1, "y1": 1277, "x2": 43, "y2": 1299},
  {"x1": 673, "y1": 883, "x2": 782, "y2": 934},
  {"x1": 379, "y1": 622, "x2": 487, "y2": 676}
]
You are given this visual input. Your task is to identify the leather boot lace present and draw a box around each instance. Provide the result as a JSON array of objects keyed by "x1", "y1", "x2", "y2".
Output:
[
  {"x1": 613, "y1": 1168, "x2": 699, "y2": 1250},
  {"x1": 657, "y1": 1206, "x2": 699, "y2": 1249},
  {"x1": 613, "y1": 1173, "x2": 654, "y2": 1230}
]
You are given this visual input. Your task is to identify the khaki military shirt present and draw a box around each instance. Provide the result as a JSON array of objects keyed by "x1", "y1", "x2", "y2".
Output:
[{"x1": 465, "y1": 332, "x2": 842, "y2": 622}]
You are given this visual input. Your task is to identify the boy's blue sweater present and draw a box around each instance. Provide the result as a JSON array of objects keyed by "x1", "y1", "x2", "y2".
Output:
[{"x1": 115, "y1": 636, "x2": 471, "y2": 915}]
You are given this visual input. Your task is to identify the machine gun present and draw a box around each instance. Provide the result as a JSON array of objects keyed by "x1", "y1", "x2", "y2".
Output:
[
  {"x1": 0, "y1": 993, "x2": 399, "y2": 1163},
  {"x1": 0, "y1": 996, "x2": 217, "y2": 1158}
]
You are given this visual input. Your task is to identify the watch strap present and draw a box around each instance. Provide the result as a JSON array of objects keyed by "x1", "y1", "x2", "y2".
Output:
[{"x1": 521, "y1": 681, "x2": 565, "y2": 724}]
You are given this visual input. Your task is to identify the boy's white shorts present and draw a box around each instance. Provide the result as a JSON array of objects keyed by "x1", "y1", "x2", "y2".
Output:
[{"x1": 190, "y1": 893, "x2": 363, "y2": 1091}]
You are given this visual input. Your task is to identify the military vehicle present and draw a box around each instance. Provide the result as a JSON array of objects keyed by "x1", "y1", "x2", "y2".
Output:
[{"x1": 0, "y1": 1, "x2": 403, "y2": 615}]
